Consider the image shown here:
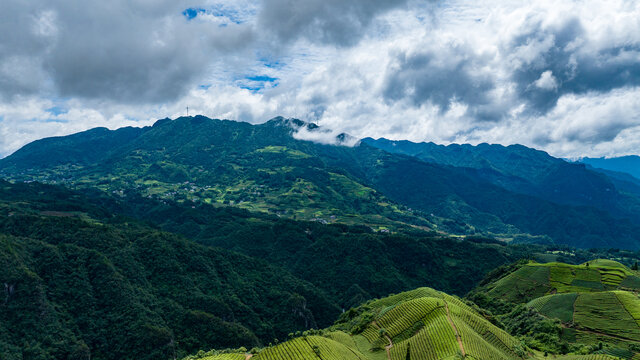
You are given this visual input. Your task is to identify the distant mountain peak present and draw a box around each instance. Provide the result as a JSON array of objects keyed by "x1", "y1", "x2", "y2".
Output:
[
  {"x1": 263, "y1": 116, "x2": 359, "y2": 146},
  {"x1": 152, "y1": 117, "x2": 172, "y2": 127},
  {"x1": 266, "y1": 116, "x2": 319, "y2": 130},
  {"x1": 579, "y1": 155, "x2": 640, "y2": 180}
]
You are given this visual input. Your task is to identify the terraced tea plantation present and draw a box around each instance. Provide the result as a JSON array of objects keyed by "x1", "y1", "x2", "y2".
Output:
[
  {"x1": 472, "y1": 259, "x2": 640, "y2": 359},
  {"x1": 483, "y1": 260, "x2": 640, "y2": 303},
  {"x1": 529, "y1": 291, "x2": 640, "y2": 343},
  {"x1": 184, "y1": 287, "x2": 623, "y2": 360}
]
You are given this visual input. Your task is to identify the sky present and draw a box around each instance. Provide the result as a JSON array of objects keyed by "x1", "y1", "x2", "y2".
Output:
[{"x1": 1, "y1": 0, "x2": 639, "y2": 158}]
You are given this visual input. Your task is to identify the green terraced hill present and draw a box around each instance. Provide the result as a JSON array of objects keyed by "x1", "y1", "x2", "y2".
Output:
[
  {"x1": 471, "y1": 259, "x2": 640, "y2": 359},
  {"x1": 185, "y1": 287, "x2": 627, "y2": 360},
  {"x1": 549, "y1": 356, "x2": 620, "y2": 360},
  {"x1": 529, "y1": 291, "x2": 640, "y2": 341},
  {"x1": 482, "y1": 260, "x2": 640, "y2": 303},
  {"x1": 198, "y1": 354, "x2": 247, "y2": 360},
  {"x1": 528, "y1": 291, "x2": 640, "y2": 358},
  {"x1": 187, "y1": 287, "x2": 528, "y2": 360}
]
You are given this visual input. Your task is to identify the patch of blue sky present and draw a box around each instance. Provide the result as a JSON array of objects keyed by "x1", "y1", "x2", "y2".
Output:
[
  {"x1": 182, "y1": 3, "x2": 256, "y2": 24},
  {"x1": 255, "y1": 51, "x2": 286, "y2": 69},
  {"x1": 46, "y1": 105, "x2": 68, "y2": 116},
  {"x1": 246, "y1": 75, "x2": 278, "y2": 83},
  {"x1": 209, "y1": 4, "x2": 245, "y2": 24},
  {"x1": 236, "y1": 75, "x2": 279, "y2": 93},
  {"x1": 260, "y1": 58, "x2": 285, "y2": 69},
  {"x1": 182, "y1": 8, "x2": 205, "y2": 20}
]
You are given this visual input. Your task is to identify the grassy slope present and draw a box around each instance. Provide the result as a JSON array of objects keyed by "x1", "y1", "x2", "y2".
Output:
[{"x1": 524, "y1": 290, "x2": 640, "y2": 360}]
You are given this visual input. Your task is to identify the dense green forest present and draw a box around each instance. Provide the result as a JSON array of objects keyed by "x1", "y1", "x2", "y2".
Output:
[
  {"x1": 0, "y1": 180, "x2": 503, "y2": 358},
  {"x1": 0, "y1": 181, "x2": 344, "y2": 359}
]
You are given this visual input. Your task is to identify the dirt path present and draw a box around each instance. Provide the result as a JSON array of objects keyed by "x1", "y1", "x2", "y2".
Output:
[
  {"x1": 444, "y1": 301, "x2": 466, "y2": 357},
  {"x1": 571, "y1": 325, "x2": 640, "y2": 343},
  {"x1": 245, "y1": 354, "x2": 253, "y2": 360},
  {"x1": 372, "y1": 320, "x2": 394, "y2": 360},
  {"x1": 384, "y1": 334, "x2": 393, "y2": 360}
]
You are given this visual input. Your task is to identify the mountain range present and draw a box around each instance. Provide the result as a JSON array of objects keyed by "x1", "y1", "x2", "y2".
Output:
[
  {"x1": 2, "y1": 115, "x2": 640, "y2": 250},
  {"x1": 579, "y1": 156, "x2": 640, "y2": 181}
]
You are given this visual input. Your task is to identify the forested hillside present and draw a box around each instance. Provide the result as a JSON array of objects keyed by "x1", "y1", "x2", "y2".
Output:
[
  {"x1": 363, "y1": 138, "x2": 640, "y2": 225},
  {"x1": 0, "y1": 181, "x2": 341, "y2": 359},
  {"x1": 2, "y1": 116, "x2": 640, "y2": 249},
  {"x1": 0, "y1": 179, "x2": 538, "y2": 359}
]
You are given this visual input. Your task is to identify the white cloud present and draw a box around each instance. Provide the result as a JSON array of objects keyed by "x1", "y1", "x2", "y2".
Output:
[
  {"x1": 533, "y1": 70, "x2": 558, "y2": 90},
  {"x1": 1, "y1": 0, "x2": 640, "y2": 159}
]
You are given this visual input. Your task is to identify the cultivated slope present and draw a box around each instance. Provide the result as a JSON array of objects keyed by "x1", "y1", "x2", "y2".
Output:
[
  {"x1": 529, "y1": 291, "x2": 640, "y2": 344},
  {"x1": 189, "y1": 287, "x2": 527, "y2": 360},
  {"x1": 186, "y1": 287, "x2": 621, "y2": 360},
  {"x1": 472, "y1": 259, "x2": 640, "y2": 359},
  {"x1": 480, "y1": 260, "x2": 640, "y2": 303}
]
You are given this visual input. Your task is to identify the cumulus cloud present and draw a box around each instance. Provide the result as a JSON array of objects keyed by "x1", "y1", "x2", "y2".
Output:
[
  {"x1": 0, "y1": 0, "x2": 255, "y2": 102},
  {"x1": 381, "y1": 41, "x2": 499, "y2": 120},
  {"x1": 258, "y1": 0, "x2": 409, "y2": 46},
  {"x1": 507, "y1": 13, "x2": 640, "y2": 114},
  {"x1": 292, "y1": 122, "x2": 360, "y2": 147},
  {"x1": 533, "y1": 70, "x2": 558, "y2": 91},
  {"x1": 2, "y1": 0, "x2": 640, "y2": 159}
]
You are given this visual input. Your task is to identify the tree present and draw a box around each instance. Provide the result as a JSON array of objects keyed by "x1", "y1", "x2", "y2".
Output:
[{"x1": 312, "y1": 345, "x2": 320, "y2": 356}]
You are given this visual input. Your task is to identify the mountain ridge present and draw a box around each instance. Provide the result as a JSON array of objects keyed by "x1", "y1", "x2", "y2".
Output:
[
  {"x1": 579, "y1": 156, "x2": 640, "y2": 180},
  {"x1": 2, "y1": 115, "x2": 640, "y2": 249}
]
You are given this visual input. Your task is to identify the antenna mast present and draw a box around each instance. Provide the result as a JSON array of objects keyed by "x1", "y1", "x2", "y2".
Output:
[{"x1": 186, "y1": 107, "x2": 189, "y2": 116}]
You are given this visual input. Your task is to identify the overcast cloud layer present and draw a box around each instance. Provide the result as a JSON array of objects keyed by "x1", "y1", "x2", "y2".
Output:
[{"x1": 1, "y1": 0, "x2": 639, "y2": 158}]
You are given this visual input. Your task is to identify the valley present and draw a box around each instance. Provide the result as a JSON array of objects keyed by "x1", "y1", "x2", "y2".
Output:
[
  {"x1": 2, "y1": 116, "x2": 640, "y2": 359},
  {"x1": 3, "y1": 1, "x2": 640, "y2": 359}
]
